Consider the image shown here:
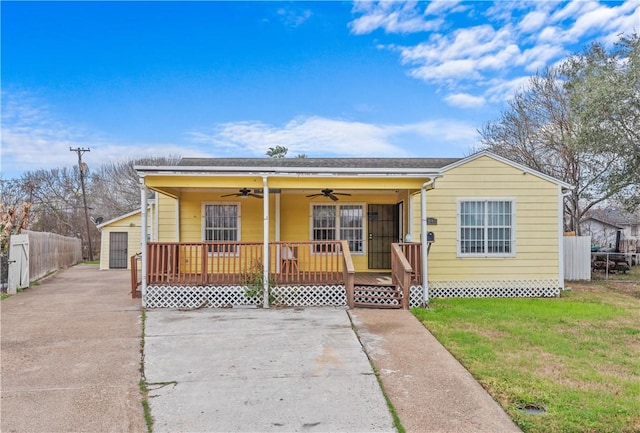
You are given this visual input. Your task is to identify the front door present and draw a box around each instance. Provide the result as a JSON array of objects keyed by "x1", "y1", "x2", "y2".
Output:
[
  {"x1": 368, "y1": 204, "x2": 399, "y2": 269},
  {"x1": 109, "y1": 232, "x2": 128, "y2": 269}
]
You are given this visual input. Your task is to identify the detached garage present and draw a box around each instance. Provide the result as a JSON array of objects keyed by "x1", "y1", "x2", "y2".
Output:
[{"x1": 97, "y1": 201, "x2": 156, "y2": 270}]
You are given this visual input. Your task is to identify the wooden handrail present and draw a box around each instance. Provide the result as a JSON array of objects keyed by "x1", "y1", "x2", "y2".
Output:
[
  {"x1": 341, "y1": 240, "x2": 356, "y2": 309},
  {"x1": 130, "y1": 253, "x2": 142, "y2": 298},
  {"x1": 391, "y1": 243, "x2": 413, "y2": 309},
  {"x1": 397, "y1": 242, "x2": 422, "y2": 284}
]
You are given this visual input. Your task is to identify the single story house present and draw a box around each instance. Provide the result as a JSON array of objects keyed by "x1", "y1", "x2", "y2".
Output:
[{"x1": 133, "y1": 151, "x2": 572, "y2": 309}]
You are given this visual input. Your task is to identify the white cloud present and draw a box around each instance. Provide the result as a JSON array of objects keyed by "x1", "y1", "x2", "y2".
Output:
[
  {"x1": 190, "y1": 117, "x2": 403, "y2": 157},
  {"x1": 189, "y1": 116, "x2": 478, "y2": 157},
  {"x1": 276, "y1": 6, "x2": 312, "y2": 28},
  {"x1": 424, "y1": 0, "x2": 464, "y2": 16},
  {"x1": 408, "y1": 58, "x2": 482, "y2": 82},
  {"x1": 353, "y1": 0, "x2": 638, "y2": 112},
  {"x1": 566, "y1": 4, "x2": 618, "y2": 40},
  {"x1": 518, "y1": 10, "x2": 548, "y2": 33},
  {"x1": 444, "y1": 93, "x2": 486, "y2": 108},
  {"x1": 518, "y1": 43, "x2": 567, "y2": 72},
  {"x1": 550, "y1": 0, "x2": 599, "y2": 24},
  {"x1": 484, "y1": 76, "x2": 532, "y2": 103},
  {"x1": 349, "y1": 1, "x2": 444, "y2": 35},
  {"x1": 0, "y1": 91, "x2": 201, "y2": 179},
  {"x1": 602, "y1": 0, "x2": 640, "y2": 42},
  {"x1": 397, "y1": 25, "x2": 519, "y2": 82}
]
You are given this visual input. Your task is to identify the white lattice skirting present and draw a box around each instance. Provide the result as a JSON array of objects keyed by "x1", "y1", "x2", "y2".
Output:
[
  {"x1": 409, "y1": 279, "x2": 561, "y2": 307},
  {"x1": 145, "y1": 280, "x2": 560, "y2": 309},
  {"x1": 144, "y1": 285, "x2": 347, "y2": 309},
  {"x1": 271, "y1": 285, "x2": 346, "y2": 307}
]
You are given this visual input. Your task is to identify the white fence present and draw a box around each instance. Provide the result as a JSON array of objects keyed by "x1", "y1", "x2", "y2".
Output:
[
  {"x1": 564, "y1": 236, "x2": 591, "y2": 281},
  {"x1": 4, "y1": 231, "x2": 83, "y2": 293}
]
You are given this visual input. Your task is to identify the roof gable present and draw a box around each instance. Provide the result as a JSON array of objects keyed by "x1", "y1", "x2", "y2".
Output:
[
  {"x1": 96, "y1": 208, "x2": 142, "y2": 229},
  {"x1": 441, "y1": 150, "x2": 573, "y2": 189}
]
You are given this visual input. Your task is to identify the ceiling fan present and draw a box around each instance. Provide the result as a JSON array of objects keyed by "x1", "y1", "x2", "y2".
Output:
[
  {"x1": 306, "y1": 189, "x2": 351, "y2": 201},
  {"x1": 222, "y1": 188, "x2": 263, "y2": 199}
]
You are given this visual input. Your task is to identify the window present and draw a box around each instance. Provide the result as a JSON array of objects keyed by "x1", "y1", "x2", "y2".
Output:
[
  {"x1": 312, "y1": 204, "x2": 364, "y2": 254},
  {"x1": 458, "y1": 199, "x2": 514, "y2": 256},
  {"x1": 203, "y1": 203, "x2": 239, "y2": 253}
]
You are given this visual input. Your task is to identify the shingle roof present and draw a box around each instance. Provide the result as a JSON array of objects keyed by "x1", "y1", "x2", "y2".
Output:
[{"x1": 177, "y1": 157, "x2": 462, "y2": 169}]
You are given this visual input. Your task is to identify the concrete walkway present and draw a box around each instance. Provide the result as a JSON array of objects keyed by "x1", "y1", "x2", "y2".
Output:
[
  {"x1": 145, "y1": 308, "x2": 395, "y2": 433},
  {"x1": 349, "y1": 309, "x2": 521, "y2": 433},
  {"x1": 1, "y1": 264, "x2": 146, "y2": 433}
]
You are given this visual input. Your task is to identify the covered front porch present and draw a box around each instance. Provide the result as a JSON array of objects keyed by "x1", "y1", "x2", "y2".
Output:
[
  {"x1": 133, "y1": 240, "x2": 425, "y2": 309},
  {"x1": 134, "y1": 157, "x2": 442, "y2": 309}
]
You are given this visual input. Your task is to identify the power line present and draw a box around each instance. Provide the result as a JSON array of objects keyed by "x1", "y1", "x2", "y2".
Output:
[{"x1": 70, "y1": 147, "x2": 94, "y2": 261}]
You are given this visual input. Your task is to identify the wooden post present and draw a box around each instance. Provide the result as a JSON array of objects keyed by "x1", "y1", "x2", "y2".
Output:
[{"x1": 341, "y1": 241, "x2": 355, "y2": 309}]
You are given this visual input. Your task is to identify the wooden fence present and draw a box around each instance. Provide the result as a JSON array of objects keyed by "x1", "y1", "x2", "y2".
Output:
[
  {"x1": 564, "y1": 236, "x2": 591, "y2": 281},
  {"x1": 23, "y1": 230, "x2": 83, "y2": 282}
]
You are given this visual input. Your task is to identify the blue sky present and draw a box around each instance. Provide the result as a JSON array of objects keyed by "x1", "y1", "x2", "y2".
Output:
[{"x1": 1, "y1": 1, "x2": 638, "y2": 179}]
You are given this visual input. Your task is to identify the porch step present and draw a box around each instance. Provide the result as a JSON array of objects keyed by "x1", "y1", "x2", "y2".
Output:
[
  {"x1": 355, "y1": 302, "x2": 401, "y2": 309},
  {"x1": 354, "y1": 285, "x2": 402, "y2": 309}
]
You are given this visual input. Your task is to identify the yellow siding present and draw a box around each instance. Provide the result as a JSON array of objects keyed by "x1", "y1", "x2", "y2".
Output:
[
  {"x1": 178, "y1": 191, "x2": 276, "y2": 243},
  {"x1": 413, "y1": 155, "x2": 560, "y2": 281},
  {"x1": 279, "y1": 192, "x2": 403, "y2": 271},
  {"x1": 175, "y1": 190, "x2": 404, "y2": 272},
  {"x1": 157, "y1": 193, "x2": 177, "y2": 241}
]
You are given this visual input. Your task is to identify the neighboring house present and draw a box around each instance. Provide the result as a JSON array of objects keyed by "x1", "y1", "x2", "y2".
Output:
[
  {"x1": 581, "y1": 207, "x2": 639, "y2": 252},
  {"x1": 134, "y1": 151, "x2": 572, "y2": 309},
  {"x1": 97, "y1": 199, "x2": 157, "y2": 270},
  {"x1": 580, "y1": 217, "x2": 623, "y2": 250}
]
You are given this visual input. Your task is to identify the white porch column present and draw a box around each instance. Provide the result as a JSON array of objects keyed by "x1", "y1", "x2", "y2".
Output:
[
  {"x1": 275, "y1": 191, "x2": 281, "y2": 272},
  {"x1": 420, "y1": 177, "x2": 438, "y2": 306},
  {"x1": 140, "y1": 178, "x2": 148, "y2": 307},
  {"x1": 262, "y1": 176, "x2": 270, "y2": 309}
]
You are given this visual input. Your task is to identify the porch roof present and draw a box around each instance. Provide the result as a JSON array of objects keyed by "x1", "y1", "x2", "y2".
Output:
[
  {"x1": 135, "y1": 157, "x2": 461, "y2": 176},
  {"x1": 176, "y1": 157, "x2": 461, "y2": 169}
]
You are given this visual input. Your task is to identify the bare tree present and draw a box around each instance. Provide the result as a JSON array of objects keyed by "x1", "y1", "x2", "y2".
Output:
[
  {"x1": 480, "y1": 34, "x2": 639, "y2": 233},
  {"x1": 90, "y1": 155, "x2": 180, "y2": 221}
]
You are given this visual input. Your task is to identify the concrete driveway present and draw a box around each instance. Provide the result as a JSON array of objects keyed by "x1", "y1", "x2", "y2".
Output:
[
  {"x1": 0, "y1": 265, "x2": 145, "y2": 433},
  {"x1": 144, "y1": 307, "x2": 395, "y2": 433}
]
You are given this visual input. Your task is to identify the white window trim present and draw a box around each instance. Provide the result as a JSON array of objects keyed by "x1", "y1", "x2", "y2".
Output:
[
  {"x1": 309, "y1": 202, "x2": 367, "y2": 256},
  {"x1": 201, "y1": 202, "x2": 241, "y2": 256},
  {"x1": 456, "y1": 198, "x2": 516, "y2": 258}
]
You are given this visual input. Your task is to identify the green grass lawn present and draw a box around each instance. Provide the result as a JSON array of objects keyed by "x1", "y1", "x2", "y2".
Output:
[{"x1": 412, "y1": 278, "x2": 640, "y2": 433}]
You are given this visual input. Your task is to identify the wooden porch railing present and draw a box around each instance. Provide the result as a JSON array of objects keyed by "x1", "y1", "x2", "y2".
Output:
[
  {"x1": 396, "y1": 242, "x2": 422, "y2": 284},
  {"x1": 391, "y1": 244, "x2": 413, "y2": 309},
  {"x1": 130, "y1": 253, "x2": 142, "y2": 298},
  {"x1": 145, "y1": 240, "x2": 355, "y2": 291}
]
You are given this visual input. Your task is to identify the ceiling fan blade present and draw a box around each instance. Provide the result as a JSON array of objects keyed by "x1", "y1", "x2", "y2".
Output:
[
  {"x1": 333, "y1": 192, "x2": 351, "y2": 196},
  {"x1": 221, "y1": 193, "x2": 238, "y2": 197},
  {"x1": 306, "y1": 193, "x2": 322, "y2": 198},
  {"x1": 249, "y1": 194, "x2": 264, "y2": 199},
  {"x1": 328, "y1": 194, "x2": 339, "y2": 201}
]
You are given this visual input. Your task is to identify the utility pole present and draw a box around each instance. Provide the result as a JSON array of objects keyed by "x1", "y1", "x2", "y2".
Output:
[{"x1": 70, "y1": 147, "x2": 93, "y2": 261}]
